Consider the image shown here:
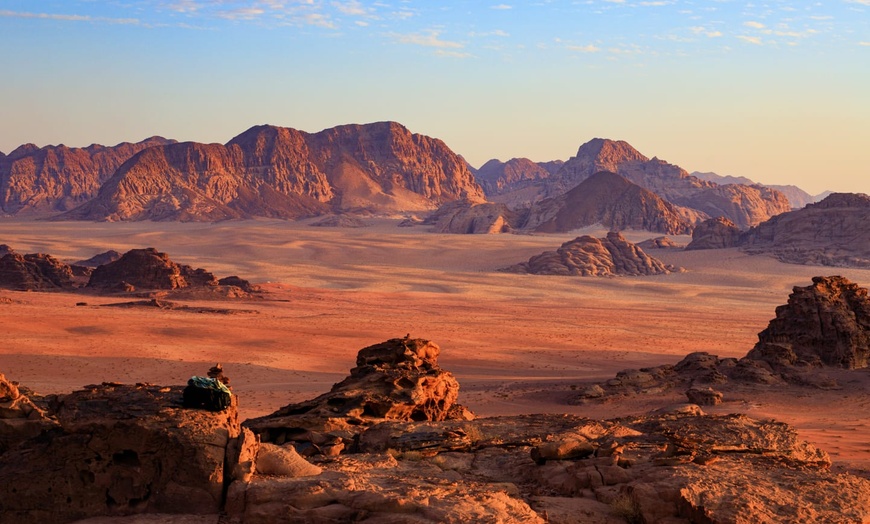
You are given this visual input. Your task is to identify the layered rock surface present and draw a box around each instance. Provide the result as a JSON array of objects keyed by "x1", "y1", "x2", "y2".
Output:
[
  {"x1": 87, "y1": 248, "x2": 217, "y2": 291},
  {"x1": 0, "y1": 137, "x2": 175, "y2": 215},
  {"x1": 0, "y1": 252, "x2": 76, "y2": 290},
  {"x1": 64, "y1": 122, "x2": 484, "y2": 221},
  {"x1": 426, "y1": 199, "x2": 518, "y2": 234},
  {"x1": 501, "y1": 231, "x2": 678, "y2": 277},
  {"x1": 740, "y1": 192, "x2": 870, "y2": 267}
]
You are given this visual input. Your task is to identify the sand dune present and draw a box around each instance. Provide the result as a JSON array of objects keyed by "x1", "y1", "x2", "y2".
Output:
[{"x1": 2, "y1": 218, "x2": 870, "y2": 473}]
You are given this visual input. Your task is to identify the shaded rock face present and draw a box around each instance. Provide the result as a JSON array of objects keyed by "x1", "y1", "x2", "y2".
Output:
[
  {"x1": 747, "y1": 276, "x2": 870, "y2": 369},
  {"x1": 741, "y1": 192, "x2": 870, "y2": 267},
  {"x1": 72, "y1": 250, "x2": 122, "y2": 268},
  {"x1": 87, "y1": 248, "x2": 216, "y2": 291},
  {"x1": 501, "y1": 231, "x2": 678, "y2": 277},
  {"x1": 426, "y1": 199, "x2": 519, "y2": 234},
  {"x1": 244, "y1": 337, "x2": 471, "y2": 455},
  {"x1": 0, "y1": 137, "x2": 175, "y2": 215},
  {"x1": 675, "y1": 183, "x2": 791, "y2": 229},
  {"x1": 0, "y1": 253, "x2": 76, "y2": 291},
  {"x1": 684, "y1": 216, "x2": 742, "y2": 250},
  {"x1": 524, "y1": 171, "x2": 697, "y2": 235},
  {"x1": 637, "y1": 236, "x2": 683, "y2": 250},
  {"x1": 0, "y1": 382, "x2": 241, "y2": 524},
  {"x1": 64, "y1": 122, "x2": 484, "y2": 221},
  {"x1": 473, "y1": 157, "x2": 552, "y2": 196}
]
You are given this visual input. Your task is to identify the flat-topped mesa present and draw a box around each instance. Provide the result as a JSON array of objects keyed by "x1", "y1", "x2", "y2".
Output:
[{"x1": 746, "y1": 276, "x2": 870, "y2": 369}]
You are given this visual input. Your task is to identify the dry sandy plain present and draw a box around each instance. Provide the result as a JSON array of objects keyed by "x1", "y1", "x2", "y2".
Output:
[{"x1": 2, "y1": 218, "x2": 869, "y2": 476}]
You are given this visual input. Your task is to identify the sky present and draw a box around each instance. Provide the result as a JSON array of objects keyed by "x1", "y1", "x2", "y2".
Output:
[{"x1": 0, "y1": 1, "x2": 868, "y2": 195}]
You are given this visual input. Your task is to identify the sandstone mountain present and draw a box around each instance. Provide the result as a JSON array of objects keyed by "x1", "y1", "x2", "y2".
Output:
[
  {"x1": 0, "y1": 137, "x2": 175, "y2": 215},
  {"x1": 692, "y1": 171, "x2": 826, "y2": 209},
  {"x1": 87, "y1": 247, "x2": 218, "y2": 291},
  {"x1": 473, "y1": 157, "x2": 553, "y2": 197},
  {"x1": 425, "y1": 199, "x2": 518, "y2": 234},
  {"x1": 63, "y1": 122, "x2": 484, "y2": 221},
  {"x1": 740, "y1": 192, "x2": 870, "y2": 267},
  {"x1": 0, "y1": 252, "x2": 76, "y2": 291},
  {"x1": 501, "y1": 231, "x2": 679, "y2": 277},
  {"x1": 483, "y1": 139, "x2": 790, "y2": 228},
  {"x1": 522, "y1": 171, "x2": 697, "y2": 234}
]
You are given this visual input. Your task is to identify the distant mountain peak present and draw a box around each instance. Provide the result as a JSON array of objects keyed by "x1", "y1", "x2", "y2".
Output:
[{"x1": 574, "y1": 138, "x2": 648, "y2": 166}]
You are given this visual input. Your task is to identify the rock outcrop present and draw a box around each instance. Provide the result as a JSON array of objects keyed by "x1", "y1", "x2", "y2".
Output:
[
  {"x1": 0, "y1": 137, "x2": 175, "y2": 215},
  {"x1": 86, "y1": 248, "x2": 217, "y2": 291},
  {"x1": 63, "y1": 122, "x2": 484, "y2": 221},
  {"x1": 426, "y1": 199, "x2": 519, "y2": 234},
  {"x1": 0, "y1": 380, "x2": 243, "y2": 524},
  {"x1": 637, "y1": 236, "x2": 683, "y2": 250},
  {"x1": 522, "y1": 171, "x2": 697, "y2": 235},
  {"x1": 746, "y1": 276, "x2": 870, "y2": 369},
  {"x1": 0, "y1": 253, "x2": 76, "y2": 291},
  {"x1": 502, "y1": 231, "x2": 679, "y2": 277},
  {"x1": 244, "y1": 337, "x2": 472, "y2": 455},
  {"x1": 684, "y1": 216, "x2": 742, "y2": 250},
  {"x1": 740, "y1": 192, "x2": 870, "y2": 267},
  {"x1": 71, "y1": 250, "x2": 122, "y2": 268}
]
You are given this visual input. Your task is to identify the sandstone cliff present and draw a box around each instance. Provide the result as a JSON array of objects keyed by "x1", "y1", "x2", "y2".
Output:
[
  {"x1": 0, "y1": 253, "x2": 76, "y2": 291},
  {"x1": 426, "y1": 199, "x2": 520, "y2": 234},
  {"x1": 64, "y1": 122, "x2": 484, "y2": 221},
  {"x1": 685, "y1": 216, "x2": 742, "y2": 250},
  {"x1": 474, "y1": 157, "x2": 552, "y2": 196},
  {"x1": 674, "y1": 183, "x2": 791, "y2": 229},
  {"x1": 522, "y1": 171, "x2": 696, "y2": 234},
  {"x1": 740, "y1": 192, "x2": 870, "y2": 267},
  {"x1": 0, "y1": 137, "x2": 175, "y2": 215},
  {"x1": 501, "y1": 231, "x2": 678, "y2": 277}
]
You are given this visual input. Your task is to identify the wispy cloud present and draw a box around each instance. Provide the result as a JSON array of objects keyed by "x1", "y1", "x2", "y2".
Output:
[
  {"x1": 0, "y1": 9, "x2": 139, "y2": 25},
  {"x1": 737, "y1": 35, "x2": 763, "y2": 45},
  {"x1": 392, "y1": 29, "x2": 464, "y2": 49},
  {"x1": 490, "y1": 4, "x2": 512, "y2": 10},
  {"x1": 744, "y1": 21, "x2": 766, "y2": 29},
  {"x1": 566, "y1": 44, "x2": 601, "y2": 53}
]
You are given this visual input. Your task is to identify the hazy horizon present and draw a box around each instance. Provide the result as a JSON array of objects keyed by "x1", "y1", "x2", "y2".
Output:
[{"x1": 1, "y1": 0, "x2": 868, "y2": 195}]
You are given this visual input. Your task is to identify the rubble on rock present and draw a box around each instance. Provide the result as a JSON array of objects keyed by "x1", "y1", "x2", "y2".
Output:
[{"x1": 501, "y1": 231, "x2": 680, "y2": 277}]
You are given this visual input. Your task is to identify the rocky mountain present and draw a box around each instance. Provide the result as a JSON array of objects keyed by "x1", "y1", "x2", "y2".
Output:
[
  {"x1": 692, "y1": 171, "x2": 826, "y2": 209},
  {"x1": 740, "y1": 193, "x2": 870, "y2": 267},
  {"x1": 480, "y1": 139, "x2": 789, "y2": 228},
  {"x1": 522, "y1": 171, "x2": 697, "y2": 234},
  {"x1": 87, "y1": 247, "x2": 218, "y2": 291},
  {"x1": 64, "y1": 122, "x2": 484, "y2": 221},
  {"x1": 0, "y1": 137, "x2": 175, "y2": 215},
  {"x1": 501, "y1": 231, "x2": 679, "y2": 277},
  {"x1": 425, "y1": 199, "x2": 518, "y2": 234},
  {"x1": 0, "y1": 252, "x2": 76, "y2": 291},
  {"x1": 473, "y1": 157, "x2": 553, "y2": 197}
]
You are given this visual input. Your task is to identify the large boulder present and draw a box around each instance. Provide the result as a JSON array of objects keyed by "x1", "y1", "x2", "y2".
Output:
[
  {"x1": 501, "y1": 231, "x2": 678, "y2": 277},
  {"x1": 685, "y1": 216, "x2": 742, "y2": 250},
  {"x1": 0, "y1": 381, "x2": 242, "y2": 524},
  {"x1": 746, "y1": 276, "x2": 870, "y2": 369}
]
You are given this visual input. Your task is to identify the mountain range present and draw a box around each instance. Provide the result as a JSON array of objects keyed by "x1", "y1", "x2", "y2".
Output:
[
  {"x1": 0, "y1": 122, "x2": 823, "y2": 232},
  {"x1": 691, "y1": 171, "x2": 831, "y2": 210}
]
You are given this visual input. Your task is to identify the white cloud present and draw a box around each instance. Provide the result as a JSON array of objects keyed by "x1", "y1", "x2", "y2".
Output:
[
  {"x1": 393, "y1": 29, "x2": 464, "y2": 49},
  {"x1": 469, "y1": 29, "x2": 510, "y2": 38},
  {"x1": 566, "y1": 44, "x2": 601, "y2": 52},
  {"x1": 217, "y1": 8, "x2": 266, "y2": 21},
  {"x1": 490, "y1": 4, "x2": 512, "y2": 9},
  {"x1": 860, "y1": 41, "x2": 870, "y2": 46},
  {"x1": 744, "y1": 21, "x2": 766, "y2": 29},
  {"x1": 435, "y1": 49, "x2": 472, "y2": 58},
  {"x1": 0, "y1": 9, "x2": 139, "y2": 24},
  {"x1": 737, "y1": 35, "x2": 763, "y2": 45}
]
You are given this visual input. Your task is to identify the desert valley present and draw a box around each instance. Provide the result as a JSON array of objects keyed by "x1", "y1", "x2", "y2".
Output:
[{"x1": 1, "y1": 123, "x2": 870, "y2": 523}]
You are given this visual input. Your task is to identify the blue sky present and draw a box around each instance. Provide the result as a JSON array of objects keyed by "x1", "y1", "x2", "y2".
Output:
[{"x1": 1, "y1": 1, "x2": 868, "y2": 194}]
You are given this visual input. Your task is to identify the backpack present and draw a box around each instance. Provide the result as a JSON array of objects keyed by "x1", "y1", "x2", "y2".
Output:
[{"x1": 183, "y1": 376, "x2": 232, "y2": 411}]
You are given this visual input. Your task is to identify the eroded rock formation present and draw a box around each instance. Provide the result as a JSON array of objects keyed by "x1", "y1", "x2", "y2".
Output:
[
  {"x1": 426, "y1": 199, "x2": 519, "y2": 234},
  {"x1": 747, "y1": 276, "x2": 870, "y2": 369},
  {"x1": 86, "y1": 247, "x2": 217, "y2": 291},
  {"x1": 684, "y1": 216, "x2": 742, "y2": 250},
  {"x1": 637, "y1": 236, "x2": 683, "y2": 250},
  {"x1": 501, "y1": 231, "x2": 679, "y2": 277},
  {"x1": 0, "y1": 252, "x2": 76, "y2": 291}
]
